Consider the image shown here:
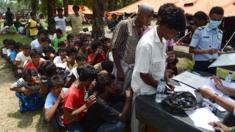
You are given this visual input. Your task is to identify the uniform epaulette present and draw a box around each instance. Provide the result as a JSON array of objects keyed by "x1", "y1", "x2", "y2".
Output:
[{"x1": 198, "y1": 26, "x2": 205, "y2": 30}]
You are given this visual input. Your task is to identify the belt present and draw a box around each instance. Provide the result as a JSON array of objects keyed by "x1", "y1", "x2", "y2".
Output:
[{"x1": 195, "y1": 59, "x2": 216, "y2": 63}]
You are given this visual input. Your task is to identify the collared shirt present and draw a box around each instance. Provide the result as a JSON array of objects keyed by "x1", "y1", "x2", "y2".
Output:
[
  {"x1": 190, "y1": 24, "x2": 223, "y2": 61},
  {"x1": 131, "y1": 26, "x2": 167, "y2": 95},
  {"x1": 66, "y1": 13, "x2": 84, "y2": 35},
  {"x1": 112, "y1": 17, "x2": 145, "y2": 64}
]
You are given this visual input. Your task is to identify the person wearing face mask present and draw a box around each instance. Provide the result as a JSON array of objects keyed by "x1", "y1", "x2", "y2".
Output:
[
  {"x1": 131, "y1": 3, "x2": 186, "y2": 132},
  {"x1": 189, "y1": 6, "x2": 224, "y2": 75},
  {"x1": 112, "y1": 3, "x2": 154, "y2": 93}
]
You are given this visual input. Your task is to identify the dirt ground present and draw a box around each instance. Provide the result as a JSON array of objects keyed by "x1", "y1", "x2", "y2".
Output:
[{"x1": 0, "y1": 58, "x2": 47, "y2": 132}]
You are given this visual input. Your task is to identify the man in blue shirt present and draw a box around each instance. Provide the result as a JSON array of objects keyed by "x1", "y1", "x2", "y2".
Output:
[{"x1": 189, "y1": 6, "x2": 224, "y2": 75}]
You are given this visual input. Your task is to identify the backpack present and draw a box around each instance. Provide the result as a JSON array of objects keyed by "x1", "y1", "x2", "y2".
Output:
[{"x1": 161, "y1": 91, "x2": 197, "y2": 115}]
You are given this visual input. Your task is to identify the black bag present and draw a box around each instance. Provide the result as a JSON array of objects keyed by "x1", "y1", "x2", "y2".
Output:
[{"x1": 161, "y1": 91, "x2": 197, "y2": 115}]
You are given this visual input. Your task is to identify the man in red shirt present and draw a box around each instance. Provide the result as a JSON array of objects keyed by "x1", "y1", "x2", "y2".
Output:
[
  {"x1": 86, "y1": 41, "x2": 106, "y2": 65},
  {"x1": 64, "y1": 65, "x2": 98, "y2": 131},
  {"x1": 24, "y1": 49, "x2": 44, "y2": 71}
]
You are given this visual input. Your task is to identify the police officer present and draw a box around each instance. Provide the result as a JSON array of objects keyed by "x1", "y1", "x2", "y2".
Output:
[{"x1": 189, "y1": 6, "x2": 224, "y2": 75}]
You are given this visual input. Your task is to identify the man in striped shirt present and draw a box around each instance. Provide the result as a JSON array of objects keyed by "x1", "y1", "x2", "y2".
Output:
[{"x1": 112, "y1": 3, "x2": 154, "y2": 92}]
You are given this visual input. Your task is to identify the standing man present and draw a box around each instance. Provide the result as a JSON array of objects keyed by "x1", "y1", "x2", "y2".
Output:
[
  {"x1": 5, "y1": 7, "x2": 13, "y2": 26},
  {"x1": 112, "y1": 4, "x2": 154, "y2": 91},
  {"x1": 66, "y1": 5, "x2": 85, "y2": 35},
  {"x1": 131, "y1": 4, "x2": 186, "y2": 132},
  {"x1": 189, "y1": 7, "x2": 224, "y2": 75},
  {"x1": 54, "y1": 8, "x2": 66, "y2": 33}
]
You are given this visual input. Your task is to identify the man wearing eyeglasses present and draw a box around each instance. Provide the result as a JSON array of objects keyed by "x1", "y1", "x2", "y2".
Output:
[{"x1": 189, "y1": 6, "x2": 224, "y2": 75}]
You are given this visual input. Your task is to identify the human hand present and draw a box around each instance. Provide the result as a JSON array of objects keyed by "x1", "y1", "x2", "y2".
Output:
[
  {"x1": 211, "y1": 76, "x2": 224, "y2": 90},
  {"x1": 58, "y1": 91, "x2": 65, "y2": 102},
  {"x1": 85, "y1": 95, "x2": 96, "y2": 108},
  {"x1": 22, "y1": 87, "x2": 33, "y2": 96},
  {"x1": 125, "y1": 88, "x2": 133, "y2": 100},
  {"x1": 209, "y1": 122, "x2": 229, "y2": 132},
  {"x1": 199, "y1": 88, "x2": 215, "y2": 99}
]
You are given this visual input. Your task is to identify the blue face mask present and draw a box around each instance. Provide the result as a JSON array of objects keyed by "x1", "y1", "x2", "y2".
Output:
[{"x1": 208, "y1": 20, "x2": 222, "y2": 29}]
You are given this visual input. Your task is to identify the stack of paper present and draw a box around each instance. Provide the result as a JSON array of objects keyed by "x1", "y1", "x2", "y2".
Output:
[
  {"x1": 172, "y1": 71, "x2": 207, "y2": 89},
  {"x1": 186, "y1": 108, "x2": 220, "y2": 131},
  {"x1": 209, "y1": 53, "x2": 235, "y2": 68}
]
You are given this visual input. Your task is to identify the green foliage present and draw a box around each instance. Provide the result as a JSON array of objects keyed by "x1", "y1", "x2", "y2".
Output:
[{"x1": 0, "y1": 34, "x2": 32, "y2": 47}]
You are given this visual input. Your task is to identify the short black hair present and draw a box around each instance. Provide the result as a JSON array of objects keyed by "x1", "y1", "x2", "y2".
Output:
[
  {"x1": 157, "y1": 3, "x2": 186, "y2": 31},
  {"x1": 193, "y1": 11, "x2": 208, "y2": 22},
  {"x1": 22, "y1": 44, "x2": 31, "y2": 50},
  {"x1": 37, "y1": 30, "x2": 48, "y2": 36},
  {"x1": 91, "y1": 40, "x2": 103, "y2": 52},
  {"x1": 57, "y1": 7, "x2": 63, "y2": 12},
  {"x1": 101, "y1": 60, "x2": 113, "y2": 73},
  {"x1": 30, "y1": 49, "x2": 40, "y2": 58},
  {"x1": 55, "y1": 28, "x2": 63, "y2": 34},
  {"x1": 94, "y1": 73, "x2": 115, "y2": 94},
  {"x1": 38, "y1": 61, "x2": 57, "y2": 77},
  {"x1": 73, "y1": 5, "x2": 80, "y2": 11},
  {"x1": 78, "y1": 65, "x2": 98, "y2": 82},
  {"x1": 22, "y1": 68, "x2": 38, "y2": 82},
  {"x1": 76, "y1": 53, "x2": 86, "y2": 62},
  {"x1": 42, "y1": 46, "x2": 55, "y2": 54},
  {"x1": 50, "y1": 75, "x2": 64, "y2": 88},
  {"x1": 209, "y1": 6, "x2": 224, "y2": 16},
  {"x1": 58, "y1": 47, "x2": 67, "y2": 54},
  {"x1": 67, "y1": 34, "x2": 74, "y2": 40}
]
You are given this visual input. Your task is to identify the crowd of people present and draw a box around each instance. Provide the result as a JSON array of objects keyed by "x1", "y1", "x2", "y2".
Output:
[{"x1": 0, "y1": 2, "x2": 235, "y2": 132}]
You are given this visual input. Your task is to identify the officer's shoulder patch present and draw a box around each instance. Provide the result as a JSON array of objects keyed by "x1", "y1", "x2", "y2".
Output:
[{"x1": 198, "y1": 26, "x2": 205, "y2": 30}]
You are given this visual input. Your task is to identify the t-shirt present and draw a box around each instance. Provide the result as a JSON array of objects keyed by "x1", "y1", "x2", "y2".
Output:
[
  {"x1": 131, "y1": 26, "x2": 167, "y2": 95},
  {"x1": 66, "y1": 13, "x2": 84, "y2": 35},
  {"x1": 28, "y1": 19, "x2": 38, "y2": 36},
  {"x1": 9, "y1": 50, "x2": 16, "y2": 61},
  {"x1": 15, "y1": 51, "x2": 31, "y2": 68},
  {"x1": 31, "y1": 39, "x2": 43, "y2": 53},
  {"x1": 24, "y1": 58, "x2": 44, "y2": 71},
  {"x1": 11, "y1": 78, "x2": 40, "y2": 92},
  {"x1": 44, "y1": 92, "x2": 57, "y2": 109},
  {"x1": 85, "y1": 96, "x2": 120, "y2": 132},
  {"x1": 63, "y1": 82, "x2": 85, "y2": 125},
  {"x1": 44, "y1": 88, "x2": 68, "y2": 109},
  {"x1": 52, "y1": 34, "x2": 66, "y2": 52},
  {"x1": 54, "y1": 16, "x2": 66, "y2": 33},
  {"x1": 86, "y1": 53, "x2": 106, "y2": 65},
  {"x1": 69, "y1": 67, "x2": 79, "y2": 79},
  {"x1": 53, "y1": 56, "x2": 62, "y2": 65}
]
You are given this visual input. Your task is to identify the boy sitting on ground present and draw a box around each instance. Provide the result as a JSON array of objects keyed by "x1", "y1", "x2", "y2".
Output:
[
  {"x1": 63, "y1": 65, "x2": 97, "y2": 132},
  {"x1": 10, "y1": 68, "x2": 44, "y2": 112},
  {"x1": 44, "y1": 75, "x2": 67, "y2": 131}
]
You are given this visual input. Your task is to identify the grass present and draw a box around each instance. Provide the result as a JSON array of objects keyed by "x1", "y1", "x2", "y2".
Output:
[{"x1": 0, "y1": 33, "x2": 32, "y2": 47}]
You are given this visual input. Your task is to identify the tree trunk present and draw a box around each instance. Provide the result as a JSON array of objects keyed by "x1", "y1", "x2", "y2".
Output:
[
  {"x1": 31, "y1": 0, "x2": 39, "y2": 13},
  {"x1": 47, "y1": 0, "x2": 56, "y2": 34},
  {"x1": 92, "y1": 0, "x2": 105, "y2": 39},
  {"x1": 63, "y1": 0, "x2": 68, "y2": 16}
]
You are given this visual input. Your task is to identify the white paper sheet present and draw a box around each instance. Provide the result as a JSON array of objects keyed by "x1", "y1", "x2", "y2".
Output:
[
  {"x1": 186, "y1": 108, "x2": 220, "y2": 131},
  {"x1": 172, "y1": 71, "x2": 207, "y2": 89},
  {"x1": 209, "y1": 53, "x2": 235, "y2": 68}
]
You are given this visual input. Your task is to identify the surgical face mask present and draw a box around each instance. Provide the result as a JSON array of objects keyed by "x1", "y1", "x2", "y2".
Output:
[{"x1": 208, "y1": 20, "x2": 222, "y2": 29}]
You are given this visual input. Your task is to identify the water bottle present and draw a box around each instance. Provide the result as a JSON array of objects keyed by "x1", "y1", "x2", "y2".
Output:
[
  {"x1": 225, "y1": 71, "x2": 233, "y2": 83},
  {"x1": 155, "y1": 79, "x2": 166, "y2": 103}
]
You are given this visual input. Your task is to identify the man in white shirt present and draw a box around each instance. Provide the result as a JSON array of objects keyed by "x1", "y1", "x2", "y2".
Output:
[
  {"x1": 131, "y1": 4, "x2": 186, "y2": 132},
  {"x1": 14, "y1": 45, "x2": 31, "y2": 68},
  {"x1": 53, "y1": 47, "x2": 67, "y2": 65},
  {"x1": 31, "y1": 30, "x2": 49, "y2": 54},
  {"x1": 54, "y1": 8, "x2": 66, "y2": 33}
]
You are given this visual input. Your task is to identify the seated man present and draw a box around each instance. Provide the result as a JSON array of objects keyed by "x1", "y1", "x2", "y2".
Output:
[
  {"x1": 63, "y1": 65, "x2": 97, "y2": 132},
  {"x1": 14, "y1": 45, "x2": 31, "y2": 74},
  {"x1": 10, "y1": 68, "x2": 44, "y2": 112},
  {"x1": 44, "y1": 75, "x2": 67, "y2": 131},
  {"x1": 85, "y1": 73, "x2": 132, "y2": 132},
  {"x1": 199, "y1": 76, "x2": 235, "y2": 131},
  {"x1": 24, "y1": 49, "x2": 44, "y2": 71}
]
